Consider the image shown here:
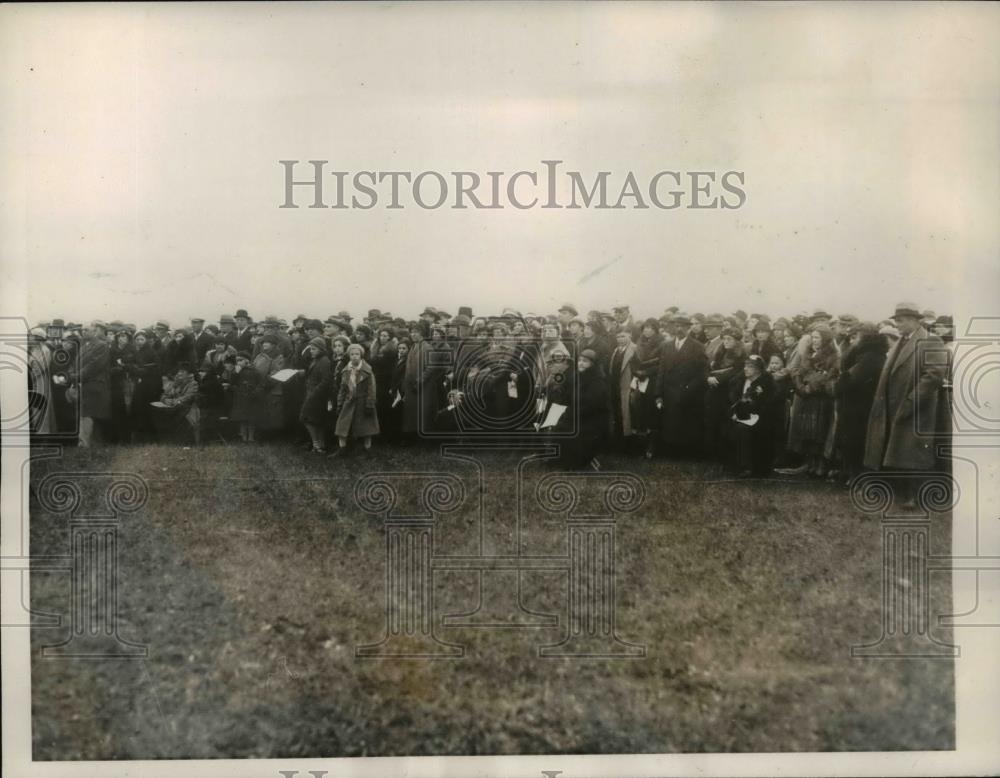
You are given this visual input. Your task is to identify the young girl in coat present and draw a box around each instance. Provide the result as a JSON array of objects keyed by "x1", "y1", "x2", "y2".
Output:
[
  {"x1": 330, "y1": 343, "x2": 380, "y2": 457},
  {"x1": 229, "y1": 351, "x2": 264, "y2": 442}
]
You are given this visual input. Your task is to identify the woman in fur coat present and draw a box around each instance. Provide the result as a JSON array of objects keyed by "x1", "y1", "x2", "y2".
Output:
[{"x1": 786, "y1": 324, "x2": 840, "y2": 476}]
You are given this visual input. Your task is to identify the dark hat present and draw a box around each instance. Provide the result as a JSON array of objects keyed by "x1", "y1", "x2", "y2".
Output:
[
  {"x1": 367, "y1": 309, "x2": 382, "y2": 319},
  {"x1": 837, "y1": 314, "x2": 859, "y2": 326},
  {"x1": 746, "y1": 354, "x2": 766, "y2": 371},
  {"x1": 420, "y1": 306, "x2": 438, "y2": 318},
  {"x1": 935, "y1": 315, "x2": 953, "y2": 326},
  {"x1": 458, "y1": 306, "x2": 473, "y2": 319},
  {"x1": 723, "y1": 326, "x2": 743, "y2": 340},
  {"x1": 220, "y1": 314, "x2": 235, "y2": 325},
  {"x1": 579, "y1": 348, "x2": 598, "y2": 363},
  {"x1": 665, "y1": 306, "x2": 680, "y2": 314},
  {"x1": 51, "y1": 318, "x2": 65, "y2": 328},
  {"x1": 259, "y1": 334, "x2": 279, "y2": 345},
  {"x1": 568, "y1": 318, "x2": 585, "y2": 329},
  {"x1": 337, "y1": 310, "x2": 352, "y2": 321},
  {"x1": 262, "y1": 315, "x2": 281, "y2": 327},
  {"x1": 154, "y1": 320, "x2": 170, "y2": 330},
  {"x1": 704, "y1": 314, "x2": 725, "y2": 327},
  {"x1": 558, "y1": 303, "x2": 578, "y2": 316},
  {"x1": 190, "y1": 317, "x2": 205, "y2": 324},
  {"x1": 234, "y1": 309, "x2": 250, "y2": 319},
  {"x1": 811, "y1": 309, "x2": 831, "y2": 321},
  {"x1": 692, "y1": 313, "x2": 705, "y2": 322},
  {"x1": 453, "y1": 314, "x2": 471, "y2": 326},
  {"x1": 599, "y1": 311, "x2": 615, "y2": 320},
  {"x1": 305, "y1": 337, "x2": 327, "y2": 354},
  {"x1": 731, "y1": 309, "x2": 746, "y2": 318},
  {"x1": 891, "y1": 302, "x2": 922, "y2": 321},
  {"x1": 304, "y1": 318, "x2": 323, "y2": 331},
  {"x1": 672, "y1": 313, "x2": 692, "y2": 326},
  {"x1": 612, "y1": 304, "x2": 630, "y2": 312},
  {"x1": 435, "y1": 310, "x2": 452, "y2": 320},
  {"x1": 293, "y1": 313, "x2": 307, "y2": 323}
]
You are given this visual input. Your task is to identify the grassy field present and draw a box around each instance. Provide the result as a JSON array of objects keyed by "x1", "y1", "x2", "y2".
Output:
[{"x1": 28, "y1": 441, "x2": 955, "y2": 759}]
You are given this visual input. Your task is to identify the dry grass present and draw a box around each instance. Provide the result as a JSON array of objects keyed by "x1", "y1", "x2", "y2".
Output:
[{"x1": 29, "y1": 442, "x2": 954, "y2": 758}]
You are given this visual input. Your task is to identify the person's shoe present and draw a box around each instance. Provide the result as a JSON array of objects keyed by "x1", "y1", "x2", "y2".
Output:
[
  {"x1": 776, "y1": 464, "x2": 809, "y2": 475},
  {"x1": 311, "y1": 446, "x2": 327, "y2": 455}
]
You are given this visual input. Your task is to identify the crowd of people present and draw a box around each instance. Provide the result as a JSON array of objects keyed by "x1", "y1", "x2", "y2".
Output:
[{"x1": 25, "y1": 302, "x2": 954, "y2": 499}]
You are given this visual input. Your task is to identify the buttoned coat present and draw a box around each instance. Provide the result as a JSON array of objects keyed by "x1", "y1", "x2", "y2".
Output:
[{"x1": 864, "y1": 325, "x2": 947, "y2": 470}]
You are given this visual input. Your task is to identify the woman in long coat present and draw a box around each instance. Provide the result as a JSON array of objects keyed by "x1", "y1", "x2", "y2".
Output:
[
  {"x1": 128, "y1": 330, "x2": 162, "y2": 442},
  {"x1": 370, "y1": 327, "x2": 399, "y2": 428},
  {"x1": 251, "y1": 335, "x2": 286, "y2": 433},
  {"x1": 703, "y1": 328, "x2": 746, "y2": 461},
  {"x1": 786, "y1": 324, "x2": 839, "y2": 476},
  {"x1": 331, "y1": 343, "x2": 380, "y2": 456},
  {"x1": 109, "y1": 328, "x2": 137, "y2": 443},
  {"x1": 632, "y1": 319, "x2": 663, "y2": 457},
  {"x1": 387, "y1": 339, "x2": 410, "y2": 441},
  {"x1": 727, "y1": 354, "x2": 777, "y2": 476},
  {"x1": 555, "y1": 348, "x2": 609, "y2": 469},
  {"x1": 299, "y1": 337, "x2": 333, "y2": 453},
  {"x1": 834, "y1": 322, "x2": 888, "y2": 483},
  {"x1": 402, "y1": 323, "x2": 437, "y2": 437}
]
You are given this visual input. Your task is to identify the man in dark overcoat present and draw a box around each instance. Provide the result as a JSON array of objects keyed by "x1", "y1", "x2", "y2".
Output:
[
  {"x1": 653, "y1": 314, "x2": 708, "y2": 457},
  {"x1": 864, "y1": 302, "x2": 949, "y2": 506},
  {"x1": 73, "y1": 321, "x2": 113, "y2": 447}
]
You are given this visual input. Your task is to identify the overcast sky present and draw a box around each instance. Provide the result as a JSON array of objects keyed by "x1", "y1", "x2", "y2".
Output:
[{"x1": 2, "y1": 2, "x2": 997, "y2": 326}]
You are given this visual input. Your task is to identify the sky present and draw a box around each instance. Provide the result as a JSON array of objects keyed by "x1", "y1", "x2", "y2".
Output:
[{"x1": 1, "y1": 2, "x2": 998, "y2": 327}]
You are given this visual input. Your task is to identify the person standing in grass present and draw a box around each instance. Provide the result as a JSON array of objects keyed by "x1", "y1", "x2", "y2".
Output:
[
  {"x1": 864, "y1": 303, "x2": 948, "y2": 508},
  {"x1": 785, "y1": 324, "x2": 839, "y2": 477},
  {"x1": 330, "y1": 343, "x2": 379, "y2": 458},
  {"x1": 727, "y1": 354, "x2": 776, "y2": 477},
  {"x1": 299, "y1": 337, "x2": 332, "y2": 453},
  {"x1": 228, "y1": 352, "x2": 263, "y2": 443},
  {"x1": 72, "y1": 321, "x2": 112, "y2": 447}
]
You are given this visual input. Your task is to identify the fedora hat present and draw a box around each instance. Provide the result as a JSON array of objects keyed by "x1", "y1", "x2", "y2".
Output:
[
  {"x1": 891, "y1": 302, "x2": 922, "y2": 321},
  {"x1": 234, "y1": 309, "x2": 250, "y2": 319}
]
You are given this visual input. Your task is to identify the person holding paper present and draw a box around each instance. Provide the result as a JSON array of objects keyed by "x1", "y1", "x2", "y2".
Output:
[
  {"x1": 727, "y1": 354, "x2": 776, "y2": 477},
  {"x1": 556, "y1": 348, "x2": 609, "y2": 471}
]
